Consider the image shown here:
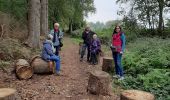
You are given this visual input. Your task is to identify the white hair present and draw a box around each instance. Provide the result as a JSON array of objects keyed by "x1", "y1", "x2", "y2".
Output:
[
  {"x1": 47, "y1": 34, "x2": 53, "y2": 40},
  {"x1": 54, "y1": 23, "x2": 59, "y2": 27}
]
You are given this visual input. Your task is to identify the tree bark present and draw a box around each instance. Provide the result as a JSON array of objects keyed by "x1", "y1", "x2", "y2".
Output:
[
  {"x1": 157, "y1": 0, "x2": 164, "y2": 34},
  {"x1": 40, "y1": 0, "x2": 48, "y2": 36},
  {"x1": 87, "y1": 70, "x2": 112, "y2": 96},
  {"x1": 102, "y1": 57, "x2": 114, "y2": 72},
  {"x1": 27, "y1": 0, "x2": 41, "y2": 48},
  {"x1": 30, "y1": 56, "x2": 55, "y2": 74}
]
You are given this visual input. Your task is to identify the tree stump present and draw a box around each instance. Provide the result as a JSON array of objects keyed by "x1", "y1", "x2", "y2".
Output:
[
  {"x1": 30, "y1": 56, "x2": 55, "y2": 74},
  {"x1": 102, "y1": 57, "x2": 114, "y2": 72},
  {"x1": 120, "y1": 90, "x2": 155, "y2": 100},
  {"x1": 87, "y1": 70, "x2": 112, "y2": 96},
  {"x1": 15, "y1": 59, "x2": 33, "y2": 80},
  {"x1": 0, "y1": 88, "x2": 16, "y2": 100}
]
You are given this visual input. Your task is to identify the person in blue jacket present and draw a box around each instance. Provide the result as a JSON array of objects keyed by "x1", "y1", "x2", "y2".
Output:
[
  {"x1": 110, "y1": 25, "x2": 126, "y2": 80},
  {"x1": 41, "y1": 34, "x2": 61, "y2": 75}
]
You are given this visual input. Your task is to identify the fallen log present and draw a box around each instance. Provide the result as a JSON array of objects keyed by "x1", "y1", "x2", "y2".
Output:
[
  {"x1": 87, "y1": 70, "x2": 112, "y2": 96},
  {"x1": 30, "y1": 56, "x2": 55, "y2": 74},
  {"x1": 15, "y1": 59, "x2": 33, "y2": 80},
  {"x1": 102, "y1": 57, "x2": 114, "y2": 72},
  {"x1": 120, "y1": 90, "x2": 155, "y2": 100},
  {"x1": 0, "y1": 88, "x2": 16, "y2": 100}
]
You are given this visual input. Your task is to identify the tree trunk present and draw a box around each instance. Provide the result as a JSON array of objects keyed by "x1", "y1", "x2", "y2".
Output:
[
  {"x1": 30, "y1": 56, "x2": 55, "y2": 74},
  {"x1": 87, "y1": 70, "x2": 112, "y2": 96},
  {"x1": 157, "y1": 0, "x2": 164, "y2": 34},
  {"x1": 0, "y1": 88, "x2": 16, "y2": 100},
  {"x1": 40, "y1": 0, "x2": 48, "y2": 36},
  {"x1": 102, "y1": 57, "x2": 114, "y2": 72},
  {"x1": 27, "y1": 0, "x2": 41, "y2": 48},
  {"x1": 15, "y1": 59, "x2": 33, "y2": 80},
  {"x1": 120, "y1": 90, "x2": 155, "y2": 100}
]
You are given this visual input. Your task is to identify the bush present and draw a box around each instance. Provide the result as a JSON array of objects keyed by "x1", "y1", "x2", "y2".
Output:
[{"x1": 116, "y1": 37, "x2": 170, "y2": 100}]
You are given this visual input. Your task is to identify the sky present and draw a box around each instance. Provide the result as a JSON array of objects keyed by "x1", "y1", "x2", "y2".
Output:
[{"x1": 85, "y1": 0, "x2": 121, "y2": 23}]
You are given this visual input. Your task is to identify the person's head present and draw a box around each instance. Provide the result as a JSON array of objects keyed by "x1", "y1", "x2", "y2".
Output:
[
  {"x1": 93, "y1": 34, "x2": 97, "y2": 40},
  {"x1": 47, "y1": 34, "x2": 53, "y2": 41},
  {"x1": 85, "y1": 26, "x2": 90, "y2": 32},
  {"x1": 54, "y1": 23, "x2": 60, "y2": 30},
  {"x1": 114, "y1": 25, "x2": 122, "y2": 33}
]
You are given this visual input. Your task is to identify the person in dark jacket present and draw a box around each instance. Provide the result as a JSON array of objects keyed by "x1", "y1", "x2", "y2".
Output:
[
  {"x1": 80, "y1": 27, "x2": 96, "y2": 62},
  {"x1": 49, "y1": 23, "x2": 63, "y2": 56},
  {"x1": 41, "y1": 34, "x2": 61, "y2": 75},
  {"x1": 90, "y1": 34, "x2": 101, "y2": 65},
  {"x1": 111, "y1": 25, "x2": 126, "y2": 80}
]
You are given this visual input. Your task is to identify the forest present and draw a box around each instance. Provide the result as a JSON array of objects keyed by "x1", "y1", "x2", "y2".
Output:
[{"x1": 0, "y1": 0, "x2": 170, "y2": 100}]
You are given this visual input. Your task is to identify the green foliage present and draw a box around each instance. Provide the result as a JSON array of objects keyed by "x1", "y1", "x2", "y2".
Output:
[{"x1": 116, "y1": 37, "x2": 170, "y2": 100}]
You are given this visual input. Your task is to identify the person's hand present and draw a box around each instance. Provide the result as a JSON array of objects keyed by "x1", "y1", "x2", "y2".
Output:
[{"x1": 120, "y1": 51, "x2": 123, "y2": 54}]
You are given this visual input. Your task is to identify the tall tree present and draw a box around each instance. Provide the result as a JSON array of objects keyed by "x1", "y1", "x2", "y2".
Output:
[
  {"x1": 40, "y1": 0, "x2": 48, "y2": 35},
  {"x1": 27, "y1": 0, "x2": 41, "y2": 48}
]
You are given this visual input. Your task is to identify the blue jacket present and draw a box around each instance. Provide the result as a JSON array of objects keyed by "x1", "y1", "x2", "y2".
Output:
[
  {"x1": 121, "y1": 33, "x2": 126, "y2": 52},
  {"x1": 49, "y1": 29, "x2": 63, "y2": 46},
  {"x1": 41, "y1": 40, "x2": 55, "y2": 61}
]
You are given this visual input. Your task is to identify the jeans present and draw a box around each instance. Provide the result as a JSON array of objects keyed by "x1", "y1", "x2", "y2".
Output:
[
  {"x1": 112, "y1": 52, "x2": 124, "y2": 77},
  {"x1": 80, "y1": 43, "x2": 90, "y2": 61},
  {"x1": 49, "y1": 55, "x2": 60, "y2": 73}
]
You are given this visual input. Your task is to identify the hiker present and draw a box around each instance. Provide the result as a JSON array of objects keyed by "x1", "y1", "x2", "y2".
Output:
[
  {"x1": 41, "y1": 34, "x2": 61, "y2": 76},
  {"x1": 49, "y1": 23, "x2": 63, "y2": 56},
  {"x1": 80, "y1": 26, "x2": 96, "y2": 62},
  {"x1": 90, "y1": 34, "x2": 101, "y2": 65},
  {"x1": 110, "y1": 25, "x2": 126, "y2": 80}
]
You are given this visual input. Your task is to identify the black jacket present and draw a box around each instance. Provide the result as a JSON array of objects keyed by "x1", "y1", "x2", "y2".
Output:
[{"x1": 82, "y1": 31, "x2": 96, "y2": 45}]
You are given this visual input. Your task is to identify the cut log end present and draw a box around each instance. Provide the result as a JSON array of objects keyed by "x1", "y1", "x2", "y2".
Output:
[
  {"x1": 0, "y1": 88, "x2": 16, "y2": 99},
  {"x1": 16, "y1": 66, "x2": 33, "y2": 79},
  {"x1": 121, "y1": 90, "x2": 155, "y2": 100},
  {"x1": 15, "y1": 59, "x2": 33, "y2": 80}
]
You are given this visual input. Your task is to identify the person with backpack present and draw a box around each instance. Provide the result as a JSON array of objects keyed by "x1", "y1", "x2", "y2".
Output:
[
  {"x1": 49, "y1": 23, "x2": 63, "y2": 56},
  {"x1": 110, "y1": 25, "x2": 126, "y2": 80},
  {"x1": 80, "y1": 26, "x2": 96, "y2": 62},
  {"x1": 90, "y1": 34, "x2": 101, "y2": 65},
  {"x1": 41, "y1": 34, "x2": 61, "y2": 76}
]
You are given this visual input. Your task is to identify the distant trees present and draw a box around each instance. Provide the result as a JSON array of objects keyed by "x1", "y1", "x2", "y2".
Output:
[{"x1": 116, "y1": 0, "x2": 170, "y2": 35}]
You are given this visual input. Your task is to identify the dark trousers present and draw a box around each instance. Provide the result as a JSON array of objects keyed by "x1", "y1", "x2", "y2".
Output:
[
  {"x1": 80, "y1": 43, "x2": 90, "y2": 61},
  {"x1": 90, "y1": 52, "x2": 97, "y2": 64},
  {"x1": 54, "y1": 46, "x2": 60, "y2": 56}
]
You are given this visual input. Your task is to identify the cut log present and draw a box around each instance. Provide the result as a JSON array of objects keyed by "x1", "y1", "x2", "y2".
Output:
[
  {"x1": 102, "y1": 57, "x2": 114, "y2": 72},
  {"x1": 87, "y1": 70, "x2": 112, "y2": 96},
  {"x1": 0, "y1": 88, "x2": 16, "y2": 100},
  {"x1": 120, "y1": 90, "x2": 155, "y2": 100},
  {"x1": 15, "y1": 59, "x2": 33, "y2": 80},
  {"x1": 30, "y1": 56, "x2": 55, "y2": 74}
]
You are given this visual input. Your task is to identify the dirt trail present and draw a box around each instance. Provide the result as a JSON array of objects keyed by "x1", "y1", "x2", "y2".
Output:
[{"x1": 0, "y1": 37, "x2": 118, "y2": 100}]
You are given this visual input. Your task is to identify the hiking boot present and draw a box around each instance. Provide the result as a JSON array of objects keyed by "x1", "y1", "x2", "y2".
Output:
[
  {"x1": 118, "y1": 77, "x2": 125, "y2": 81},
  {"x1": 54, "y1": 72, "x2": 60, "y2": 76},
  {"x1": 80, "y1": 58, "x2": 83, "y2": 62},
  {"x1": 113, "y1": 75, "x2": 120, "y2": 79}
]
